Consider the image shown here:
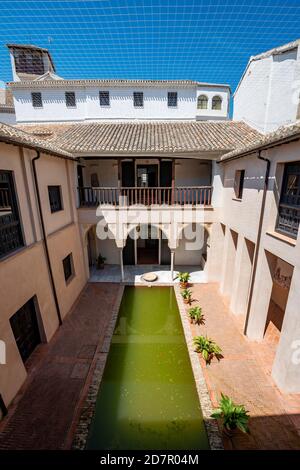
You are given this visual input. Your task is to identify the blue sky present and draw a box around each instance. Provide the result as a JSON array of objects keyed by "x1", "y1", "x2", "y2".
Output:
[{"x1": 1, "y1": 0, "x2": 300, "y2": 92}]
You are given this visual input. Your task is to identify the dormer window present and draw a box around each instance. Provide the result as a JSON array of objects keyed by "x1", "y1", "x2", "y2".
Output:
[
  {"x1": 14, "y1": 49, "x2": 44, "y2": 75},
  {"x1": 65, "y1": 92, "x2": 76, "y2": 108},
  {"x1": 197, "y1": 95, "x2": 208, "y2": 110},
  {"x1": 212, "y1": 95, "x2": 222, "y2": 110},
  {"x1": 31, "y1": 92, "x2": 42, "y2": 108}
]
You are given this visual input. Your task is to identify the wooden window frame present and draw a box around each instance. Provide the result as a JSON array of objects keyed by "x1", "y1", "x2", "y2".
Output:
[{"x1": 48, "y1": 185, "x2": 63, "y2": 213}]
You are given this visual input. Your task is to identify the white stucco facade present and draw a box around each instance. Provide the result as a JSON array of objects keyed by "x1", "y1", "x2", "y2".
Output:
[
  {"x1": 11, "y1": 83, "x2": 230, "y2": 123},
  {"x1": 234, "y1": 42, "x2": 300, "y2": 133}
]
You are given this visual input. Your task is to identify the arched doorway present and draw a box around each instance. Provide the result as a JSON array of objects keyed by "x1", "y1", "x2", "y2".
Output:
[{"x1": 123, "y1": 224, "x2": 171, "y2": 265}]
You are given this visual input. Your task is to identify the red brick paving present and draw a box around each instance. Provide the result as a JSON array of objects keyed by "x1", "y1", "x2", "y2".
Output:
[
  {"x1": 187, "y1": 283, "x2": 300, "y2": 450},
  {"x1": 0, "y1": 283, "x2": 120, "y2": 450}
]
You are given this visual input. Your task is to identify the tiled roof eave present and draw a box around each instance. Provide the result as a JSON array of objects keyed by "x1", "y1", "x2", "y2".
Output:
[
  {"x1": 220, "y1": 122, "x2": 300, "y2": 162},
  {"x1": 8, "y1": 79, "x2": 231, "y2": 89}
]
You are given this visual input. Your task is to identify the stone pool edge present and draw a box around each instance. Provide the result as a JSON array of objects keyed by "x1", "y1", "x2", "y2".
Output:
[
  {"x1": 72, "y1": 282, "x2": 223, "y2": 451},
  {"x1": 72, "y1": 285, "x2": 125, "y2": 450},
  {"x1": 174, "y1": 284, "x2": 224, "y2": 451}
]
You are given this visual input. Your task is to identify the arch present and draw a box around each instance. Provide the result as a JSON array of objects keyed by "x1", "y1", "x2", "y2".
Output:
[
  {"x1": 175, "y1": 223, "x2": 210, "y2": 268},
  {"x1": 197, "y1": 94, "x2": 208, "y2": 110},
  {"x1": 212, "y1": 95, "x2": 222, "y2": 110}
]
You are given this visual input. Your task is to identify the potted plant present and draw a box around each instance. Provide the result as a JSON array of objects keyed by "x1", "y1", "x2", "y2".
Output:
[
  {"x1": 96, "y1": 253, "x2": 106, "y2": 270},
  {"x1": 188, "y1": 306, "x2": 205, "y2": 325},
  {"x1": 176, "y1": 272, "x2": 191, "y2": 289},
  {"x1": 211, "y1": 393, "x2": 250, "y2": 437},
  {"x1": 193, "y1": 335, "x2": 222, "y2": 365},
  {"x1": 181, "y1": 288, "x2": 192, "y2": 304}
]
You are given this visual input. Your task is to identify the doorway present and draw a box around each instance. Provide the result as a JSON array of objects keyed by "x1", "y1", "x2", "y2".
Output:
[
  {"x1": 137, "y1": 165, "x2": 158, "y2": 187},
  {"x1": 10, "y1": 298, "x2": 41, "y2": 363},
  {"x1": 137, "y1": 225, "x2": 159, "y2": 264}
]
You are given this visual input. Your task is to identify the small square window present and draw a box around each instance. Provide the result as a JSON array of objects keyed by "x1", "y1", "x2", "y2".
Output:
[
  {"x1": 168, "y1": 92, "x2": 177, "y2": 107},
  {"x1": 32, "y1": 92, "x2": 42, "y2": 108},
  {"x1": 65, "y1": 91, "x2": 76, "y2": 107},
  {"x1": 133, "y1": 92, "x2": 143, "y2": 107},
  {"x1": 234, "y1": 170, "x2": 245, "y2": 199},
  {"x1": 62, "y1": 253, "x2": 75, "y2": 283},
  {"x1": 48, "y1": 185, "x2": 63, "y2": 213},
  {"x1": 99, "y1": 91, "x2": 110, "y2": 106}
]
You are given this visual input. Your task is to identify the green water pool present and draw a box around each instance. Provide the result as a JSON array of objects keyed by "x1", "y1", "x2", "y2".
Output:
[{"x1": 86, "y1": 286, "x2": 209, "y2": 450}]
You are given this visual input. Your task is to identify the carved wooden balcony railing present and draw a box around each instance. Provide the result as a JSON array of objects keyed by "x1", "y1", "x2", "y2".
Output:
[{"x1": 78, "y1": 186, "x2": 213, "y2": 207}]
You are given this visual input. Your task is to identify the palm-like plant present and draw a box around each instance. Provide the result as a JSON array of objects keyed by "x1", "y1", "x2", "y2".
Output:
[
  {"x1": 211, "y1": 393, "x2": 250, "y2": 435},
  {"x1": 176, "y1": 272, "x2": 191, "y2": 288},
  {"x1": 181, "y1": 288, "x2": 192, "y2": 304},
  {"x1": 188, "y1": 306, "x2": 205, "y2": 325},
  {"x1": 193, "y1": 335, "x2": 222, "y2": 365}
]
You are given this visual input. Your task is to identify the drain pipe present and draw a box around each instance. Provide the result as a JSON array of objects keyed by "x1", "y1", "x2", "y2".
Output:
[
  {"x1": 32, "y1": 151, "x2": 62, "y2": 326},
  {"x1": 243, "y1": 150, "x2": 271, "y2": 335}
]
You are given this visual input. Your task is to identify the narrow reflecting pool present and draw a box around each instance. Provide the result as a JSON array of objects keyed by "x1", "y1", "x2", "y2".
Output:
[{"x1": 86, "y1": 286, "x2": 209, "y2": 450}]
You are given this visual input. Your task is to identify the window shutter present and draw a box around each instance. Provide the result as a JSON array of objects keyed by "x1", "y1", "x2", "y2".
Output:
[{"x1": 65, "y1": 91, "x2": 76, "y2": 107}]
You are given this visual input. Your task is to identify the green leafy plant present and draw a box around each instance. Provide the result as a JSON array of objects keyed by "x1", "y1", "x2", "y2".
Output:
[
  {"x1": 188, "y1": 306, "x2": 205, "y2": 325},
  {"x1": 193, "y1": 335, "x2": 222, "y2": 365},
  {"x1": 96, "y1": 253, "x2": 106, "y2": 269},
  {"x1": 211, "y1": 393, "x2": 250, "y2": 435},
  {"x1": 176, "y1": 272, "x2": 191, "y2": 288},
  {"x1": 181, "y1": 288, "x2": 192, "y2": 304}
]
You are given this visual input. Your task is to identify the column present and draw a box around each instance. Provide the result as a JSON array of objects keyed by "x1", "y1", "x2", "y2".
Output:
[
  {"x1": 272, "y1": 266, "x2": 300, "y2": 392},
  {"x1": 246, "y1": 249, "x2": 275, "y2": 340},
  {"x1": 119, "y1": 248, "x2": 124, "y2": 282},
  {"x1": 170, "y1": 250, "x2": 175, "y2": 281}
]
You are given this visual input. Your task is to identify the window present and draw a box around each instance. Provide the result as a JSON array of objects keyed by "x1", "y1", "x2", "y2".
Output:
[
  {"x1": 212, "y1": 95, "x2": 222, "y2": 110},
  {"x1": 14, "y1": 49, "x2": 44, "y2": 75},
  {"x1": 234, "y1": 170, "x2": 245, "y2": 199},
  {"x1": 197, "y1": 95, "x2": 208, "y2": 110},
  {"x1": 276, "y1": 162, "x2": 300, "y2": 238},
  {"x1": 65, "y1": 91, "x2": 76, "y2": 107},
  {"x1": 31, "y1": 92, "x2": 42, "y2": 108},
  {"x1": 63, "y1": 253, "x2": 74, "y2": 282},
  {"x1": 99, "y1": 91, "x2": 110, "y2": 106},
  {"x1": 168, "y1": 92, "x2": 177, "y2": 107},
  {"x1": 0, "y1": 170, "x2": 24, "y2": 258},
  {"x1": 48, "y1": 186, "x2": 63, "y2": 213},
  {"x1": 133, "y1": 92, "x2": 143, "y2": 107}
]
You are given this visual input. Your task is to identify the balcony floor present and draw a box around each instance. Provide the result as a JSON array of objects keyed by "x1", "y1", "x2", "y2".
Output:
[{"x1": 89, "y1": 264, "x2": 207, "y2": 284}]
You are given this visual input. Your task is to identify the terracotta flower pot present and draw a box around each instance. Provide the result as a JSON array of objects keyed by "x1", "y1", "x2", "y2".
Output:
[{"x1": 180, "y1": 281, "x2": 188, "y2": 289}]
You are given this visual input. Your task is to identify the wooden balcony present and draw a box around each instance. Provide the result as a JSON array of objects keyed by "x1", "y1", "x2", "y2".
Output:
[{"x1": 78, "y1": 186, "x2": 213, "y2": 207}]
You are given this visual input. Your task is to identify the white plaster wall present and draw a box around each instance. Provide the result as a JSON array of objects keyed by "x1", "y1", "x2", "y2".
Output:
[
  {"x1": 83, "y1": 159, "x2": 118, "y2": 187},
  {"x1": 12, "y1": 84, "x2": 229, "y2": 123},
  {"x1": 0, "y1": 112, "x2": 16, "y2": 125},
  {"x1": 175, "y1": 159, "x2": 211, "y2": 186},
  {"x1": 234, "y1": 48, "x2": 299, "y2": 133},
  {"x1": 265, "y1": 49, "x2": 299, "y2": 132},
  {"x1": 13, "y1": 88, "x2": 87, "y2": 123},
  {"x1": 233, "y1": 57, "x2": 272, "y2": 132},
  {"x1": 96, "y1": 237, "x2": 119, "y2": 264},
  {"x1": 220, "y1": 154, "x2": 266, "y2": 243}
]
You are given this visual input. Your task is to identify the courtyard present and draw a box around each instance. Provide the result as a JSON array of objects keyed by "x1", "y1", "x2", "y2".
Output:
[{"x1": 0, "y1": 281, "x2": 299, "y2": 450}]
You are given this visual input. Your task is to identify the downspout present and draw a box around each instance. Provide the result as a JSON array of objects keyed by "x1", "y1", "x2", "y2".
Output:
[
  {"x1": 243, "y1": 150, "x2": 271, "y2": 335},
  {"x1": 32, "y1": 151, "x2": 62, "y2": 326}
]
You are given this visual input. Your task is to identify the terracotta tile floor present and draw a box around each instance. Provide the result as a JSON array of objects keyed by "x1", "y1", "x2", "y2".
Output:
[
  {"x1": 187, "y1": 283, "x2": 300, "y2": 450},
  {"x1": 1, "y1": 281, "x2": 300, "y2": 451},
  {"x1": 0, "y1": 283, "x2": 120, "y2": 450}
]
